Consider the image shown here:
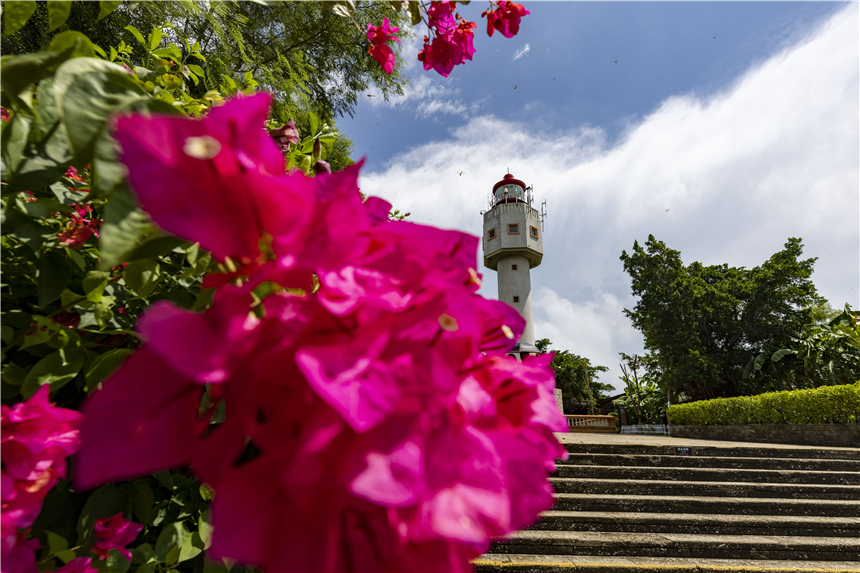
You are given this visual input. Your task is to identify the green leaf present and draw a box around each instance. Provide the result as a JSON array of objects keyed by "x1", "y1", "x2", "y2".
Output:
[
  {"x1": 1, "y1": 113, "x2": 31, "y2": 174},
  {"x1": 47, "y1": 30, "x2": 96, "y2": 59},
  {"x1": 198, "y1": 508, "x2": 214, "y2": 549},
  {"x1": 187, "y1": 64, "x2": 205, "y2": 76},
  {"x1": 83, "y1": 270, "x2": 110, "y2": 302},
  {"x1": 129, "y1": 482, "x2": 156, "y2": 526},
  {"x1": 308, "y1": 111, "x2": 318, "y2": 137},
  {"x1": 1, "y1": 362, "x2": 27, "y2": 386},
  {"x1": 97, "y1": 0, "x2": 123, "y2": 21},
  {"x1": 771, "y1": 348, "x2": 794, "y2": 363},
  {"x1": 59, "y1": 70, "x2": 146, "y2": 166},
  {"x1": 152, "y1": 470, "x2": 173, "y2": 490},
  {"x1": 155, "y1": 522, "x2": 189, "y2": 563},
  {"x1": 37, "y1": 250, "x2": 72, "y2": 308},
  {"x1": 123, "y1": 259, "x2": 162, "y2": 298},
  {"x1": 126, "y1": 235, "x2": 187, "y2": 262},
  {"x1": 21, "y1": 349, "x2": 84, "y2": 398},
  {"x1": 46, "y1": 530, "x2": 69, "y2": 554},
  {"x1": 85, "y1": 347, "x2": 133, "y2": 389},
  {"x1": 93, "y1": 300, "x2": 113, "y2": 329},
  {"x1": 0, "y1": 48, "x2": 74, "y2": 108},
  {"x1": 54, "y1": 549, "x2": 76, "y2": 564},
  {"x1": 409, "y1": 1, "x2": 421, "y2": 25},
  {"x1": 125, "y1": 25, "x2": 146, "y2": 48},
  {"x1": 2, "y1": 1, "x2": 37, "y2": 37},
  {"x1": 148, "y1": 26, "x2": 162, "y2": 51},
  {"x1": 106, "y1": 548, "x2": 130, "y2": 573},
  {"x1": 19, "y1": 197, "x2": 65, "y2": 218},
  {"x1": 47, "y1": 1, "x2": 72, "y2": 32},
  {"x1": 76, "y1": 484, "x2": 130, "y2": 545},
  {"x1": 178, "y1": 531, "x2": 204, "y2": 562},
  {"x1": 5, "y1": 120, "x2": 71, "y2": 194},
  {"x1": 98, "y1": 186, "x2": 150, "y2": 267}
]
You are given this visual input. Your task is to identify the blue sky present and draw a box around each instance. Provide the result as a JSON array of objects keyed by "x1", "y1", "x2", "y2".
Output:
[{"x1": 340, "y1": 2, "x2": 859, "y2": 392}]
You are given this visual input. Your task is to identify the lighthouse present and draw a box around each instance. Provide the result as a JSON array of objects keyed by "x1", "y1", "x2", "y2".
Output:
[{"x1": 482, "y1": 173, "x2": 544, "y2": 360}]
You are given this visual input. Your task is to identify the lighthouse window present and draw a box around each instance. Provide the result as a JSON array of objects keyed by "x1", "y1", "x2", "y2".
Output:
[
  {"x1": 508, "y1": 224, "x2": 519, "y2": 234},
  {"x1": 488, "y1": 228, "x2": 496, "y2": 240},
  {"x1": 530, "y1": 226, "x2": 539, "y2": 239},
  {"x1": 513, "y1": 296, "x2": 520, "y2": 303},
  {"x1": 511, "y1": 264, "x2": 518, "y2": 271}
]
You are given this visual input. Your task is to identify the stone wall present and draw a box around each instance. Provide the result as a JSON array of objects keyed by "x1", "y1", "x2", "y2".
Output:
[
  {"x1": 669, "y1": 423, "x2": 860, "y2": 447},
  {"x1": 554, "y1": 388, "x2": 564, "y2": 415}
]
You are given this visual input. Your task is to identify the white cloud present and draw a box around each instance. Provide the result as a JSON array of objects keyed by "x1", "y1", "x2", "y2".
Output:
[
  {"x1": 359, "y1": 5, "x2": 859, "y2": 391},
  {"x1": 513, "y1": 43, "x2": 531, "y2": 61}
]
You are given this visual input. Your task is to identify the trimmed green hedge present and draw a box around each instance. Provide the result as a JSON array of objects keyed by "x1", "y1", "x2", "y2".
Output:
[{"x1": 667, "y1": 382, "x2": 860, "y2": 425}]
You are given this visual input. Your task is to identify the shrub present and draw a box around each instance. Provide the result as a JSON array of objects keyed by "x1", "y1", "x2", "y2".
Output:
[{"x1": 667, "y1": 382, "x2": 860, "y2": 425}]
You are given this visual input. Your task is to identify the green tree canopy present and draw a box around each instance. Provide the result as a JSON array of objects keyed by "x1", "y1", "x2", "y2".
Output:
[
  {"x1": 3, "y1": 0, "x2": 410, "y2": 123},
  {"x1": 536, "y1": 338, "x2": 612, "y2": 414},
  {"x1": 620, "y1": 235, "x2": 823, "y2": 400}
]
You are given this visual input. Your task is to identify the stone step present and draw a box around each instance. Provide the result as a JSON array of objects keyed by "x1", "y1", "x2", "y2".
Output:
[
  {"x1": 562, "y1": 442, "x2": 860, "y2": 461},
  {"x1": 488, "y1": 531, "x2": 860, "y2": 561},
  {"x1": 474, "y1": 553, "x2": 860, "y2": 572},
  {"x1": 560, "y1": 453, "x2": 860, "y2": 472},
  {"x1": 551, "y1": 493, "x2": 860, "y2": 517},
  {"x1": 529, "y1": 511, "x2": 860, "y2": 537},
  {"x1": 549, "y1": 477, "x2": 860, "y2": 500},
  {"x1": 554, "y1": 464, "x2": 860, "y2": 485}
]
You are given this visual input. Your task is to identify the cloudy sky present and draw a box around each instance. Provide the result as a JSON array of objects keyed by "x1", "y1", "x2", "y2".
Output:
[{"x1": 340, "y1": 2, "x2": 859, "y2": 392}]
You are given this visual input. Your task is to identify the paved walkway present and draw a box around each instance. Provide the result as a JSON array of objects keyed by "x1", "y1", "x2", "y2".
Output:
[{"x1": 555, "y1": 432, "x2": 860, "y2": 453}]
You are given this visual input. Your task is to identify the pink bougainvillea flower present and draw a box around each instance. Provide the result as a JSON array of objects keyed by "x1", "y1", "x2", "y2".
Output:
[
  {"x1": 64, "y1": 166, "x2": 84, "y2": 181},
  {"x1": 485, "y1": 0, "x2": 530, "y2": 38},
  {"x1": 1, "y1": 529, "x2": 39, "y2": 573},
  {"x1": 57, "y1": 558, "x2": 98, "y2": 573},
  {"x1": 75, "y1": 348, "x2": 203, "y2": 490},
  {"x1": 0, "y1": 107, "x2": 10, "y2": 121},
  {"x1": 417, "y1": 17, "x2": 478, "y2": 76},
  {"x1": 92, "y1": 513, "x2": 144, "y2": 561},
  {"x1": 427, "y1": 0, "x2": 457, "y2": 34},
  {"x1": 137, "y1": 286, "x2": 261, "y2": 384},
  {"x1": 269, "y1": 120, "x2": 299, "y2": 152},
  {"x1": 114, "y1": 93, "x2": 313, "y2": 262},
  {"x1": 367, "y1": 18, "x2": 401, "y2": 74},
  {"x1": 2, "y1": 388, "x2": 82, "y2": 573},
  {"x1": 77, "y1": 116, "x2": 566, "y2": 572}
]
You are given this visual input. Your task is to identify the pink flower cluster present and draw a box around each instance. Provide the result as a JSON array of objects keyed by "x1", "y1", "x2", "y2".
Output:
[
  {"x1": 57, "y1": 204, "x2": 100, "y2": 250},
  {"x1": 367, "y1": 18, "x2": 401, "y2": 74},
  {"x1": 92, "y1": 513, "x2": 143, "y2": 561},
  {"x1": 76, "y1": 93, "x2": 567, "y2": 572},
  {"x1": 418, "y1": 1, "x2": 477, "y2": 78},
  {"x1": 1, "y1": 387, "x2": 82, "y2": 573},
  {"x1": 484, "y1": 1, "x2": 530, "y2": 38}
]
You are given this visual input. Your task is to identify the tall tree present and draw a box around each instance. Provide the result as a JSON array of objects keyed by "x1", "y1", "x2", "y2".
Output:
[
  {"x1": 536, "y1": 339, "x2": 612, "y2": 414},
  {"x1": 2, "y1": 1, "x2": 411, "y2": 136},
  {"x1": 620, "y1": 236, "x2": 823, "y2": 400}
]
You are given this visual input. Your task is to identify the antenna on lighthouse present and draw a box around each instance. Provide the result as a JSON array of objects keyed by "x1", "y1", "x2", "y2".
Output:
[{"x1": 540, "y1": 200, "x2": 547, "y2": 231}]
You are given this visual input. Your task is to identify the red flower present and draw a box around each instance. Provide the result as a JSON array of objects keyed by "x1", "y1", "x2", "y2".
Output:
[
  {"x1": 367, "y1": 18, "x2": 401, "y2": 74},
  {"x1": 485, "y1": 0, "x2": 530, "y2": 38},
  {"x1": 57, "y1": 204, "x2": 100, "y2": 250},
  {"x1": 1, "y1": 107, "x2": 10, "y2": 121},
  {"x1": 64, "y1": 166, "x2": 85, "y2": 182}
]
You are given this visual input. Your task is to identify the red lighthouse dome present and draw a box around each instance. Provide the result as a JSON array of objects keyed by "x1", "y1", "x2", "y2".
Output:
[{"x1": 492, "y1": 173, "x2": 527, "y2": 205}]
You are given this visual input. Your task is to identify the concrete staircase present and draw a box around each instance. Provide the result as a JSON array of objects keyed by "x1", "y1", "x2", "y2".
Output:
[{"x1": 474, "y1": 439, "x2": 860, "y2": 572}]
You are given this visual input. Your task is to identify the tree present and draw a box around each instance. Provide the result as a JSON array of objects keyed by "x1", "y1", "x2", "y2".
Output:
[
  {"x1": 620, "y1": 235, "x2": 823, "y2": 400},
  {"x1": 3, "y1": 1, "x2": 411, "y2": 122},
  {"x1": 536, "y1": 338, "x2": 612, "y2": 414}
]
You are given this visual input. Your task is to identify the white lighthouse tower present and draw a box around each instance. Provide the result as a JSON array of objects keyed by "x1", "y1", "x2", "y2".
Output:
[{"x1": 482, "y1": 173, "x2": 544, "y2": 360}]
